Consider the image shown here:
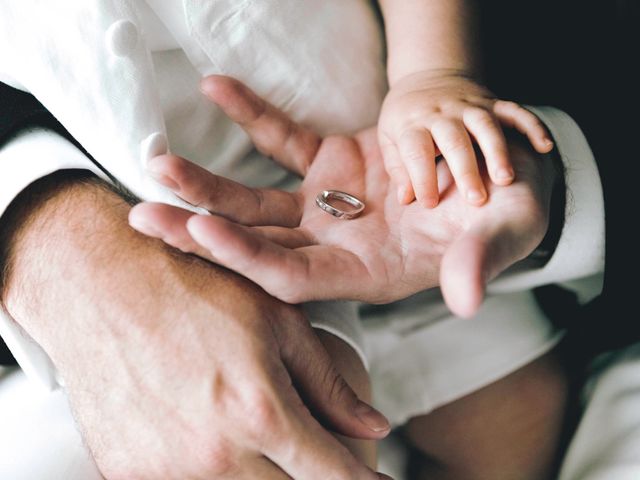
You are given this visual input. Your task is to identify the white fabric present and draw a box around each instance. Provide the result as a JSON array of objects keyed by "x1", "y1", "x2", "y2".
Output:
[
  {"x1": 489, "y1": 106, "x2": 606, "y2": 301},
  {"x1": 0, "y1": 368, "x2": 102, "y2": 479},
  {"x1": 558, "y1": 344, "x2": 640, "y2": 480},
  {"x1": 365, "y1": 290, "x2": 564, "y2": 426},
  {"x1": 0, "y1": 129, "x2": 107, "y2": 389}
]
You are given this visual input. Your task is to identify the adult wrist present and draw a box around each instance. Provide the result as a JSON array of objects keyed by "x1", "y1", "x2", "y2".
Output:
[
  {"x1": 1, "y1": 169, "x2": 281, "y2": 376},
  {"x1": 0, "y1": 171, "x2": 180, "y2": 369},
  {"x1": 0, "y1": 170, "x2": 102, "y2": 295}
]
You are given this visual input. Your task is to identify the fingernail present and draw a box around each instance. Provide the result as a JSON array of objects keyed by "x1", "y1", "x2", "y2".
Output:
[
  {"x1": 147, "y1": 170, "x2": 180, "y2": 192},
  {"x1": 466, "y1": 188, "x2": 486, "y2": 203},
  {"x1": 543, "y1": 139, "x2": 555, "y2": 151},
  {"x1": 129, "y1": 217, "x2": 160, "y2": 237},
  {"x1": 495, "y1": 167, "x2": 514, "y2": 181},
  {"x1": 421, "y1": 196, "x2": 439, "y2": 209},
  {"x1": 355, "y1": 400, "x2": 390, "y2": 433}
]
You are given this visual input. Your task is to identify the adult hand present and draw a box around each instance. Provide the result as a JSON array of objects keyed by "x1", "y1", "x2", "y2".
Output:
[
  {"x1": 1, "y1": 173, "x2": 390, "y2": 479},
  {"x1": 131, "y1": 76, "x2": 557, "y2": 317}
]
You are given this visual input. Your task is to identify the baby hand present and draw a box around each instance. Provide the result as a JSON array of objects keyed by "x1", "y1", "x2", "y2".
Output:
[{"x1": 378, "y1": 71, "x2": 554, "y2": 207}]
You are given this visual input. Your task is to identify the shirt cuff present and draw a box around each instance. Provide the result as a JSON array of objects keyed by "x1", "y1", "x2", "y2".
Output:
[
  {"x1": 488, "y1": 106, "x2": 605, "y2": 304},
  {"x1": 0, "y1": 128, "x2": 107, "y2": 390}
]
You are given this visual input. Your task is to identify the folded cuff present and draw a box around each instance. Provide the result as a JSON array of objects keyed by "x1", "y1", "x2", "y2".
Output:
[
  {"x1": 0, "y1": 129, "x2": 106, "y2": 390},
  {"x1": 489, "y1": 106, "x2": 605, "y2": 304}
]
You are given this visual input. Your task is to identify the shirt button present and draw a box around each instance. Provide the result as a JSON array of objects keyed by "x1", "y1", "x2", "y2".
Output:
[
  {"x1": 106, "y1": 20, "x2": 139, "y2": 57},
  {"x1": 140, "y1": 132, "x2": 168, "y2": 165}
]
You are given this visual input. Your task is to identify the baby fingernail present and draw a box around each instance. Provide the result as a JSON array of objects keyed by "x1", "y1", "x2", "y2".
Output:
[
  {"x1": 422, "y1": 196, "x2": 439, "y2": 208},
  {"x1": 467, "y1": 188, "x2": 486, "y2": 203},
  {"x1": 355, "y1": 400, "x2": 390, "y2": 433},
  {"x1": 397, "y1": 186, "x2": 407, "y2": 204},
  {"x1": 496, "y1": 168, "x2": 514, "y2": 181}
]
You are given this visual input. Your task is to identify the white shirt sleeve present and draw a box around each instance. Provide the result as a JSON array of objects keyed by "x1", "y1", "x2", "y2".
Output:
[
  {"x1": 0, "y1": 129, "x2": 109, "y2": 390},
  {"x1": 488, "y1": 107, "x2": 606, "y2": 305}
]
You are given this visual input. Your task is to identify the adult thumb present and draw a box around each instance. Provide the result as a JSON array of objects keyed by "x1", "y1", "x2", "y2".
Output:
[{"x1": 276, "y1": 314, "x2": 390, "y2": 440}]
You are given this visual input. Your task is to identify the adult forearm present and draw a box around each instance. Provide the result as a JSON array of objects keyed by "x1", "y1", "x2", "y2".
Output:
[
  {"x1": 0, "y1": 170, "x2": 248, "y2": 371},
  {"x1": 378, "y1": 0, "x2": 481, "y2": 84}
]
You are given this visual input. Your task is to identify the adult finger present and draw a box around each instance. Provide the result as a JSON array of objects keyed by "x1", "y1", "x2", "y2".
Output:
[
  {"x1": 257, "y1": 368, "x2": 387, "y2": 480},
  {"x1": 147, "y1": 154, "x2": 303, "y2": 227},
  {"x1": 266, "y1": 414, "x2": 388, "y2": 480},
  {"x1": 397, "y1": 128, "x2": 439, "y2": 207},
  {"x1": 253, "y1": 226, "x2": 315, "y2": 249},
  {"x1": 129, "y1": 203, "x2": 311, "y2": 260},
  {"x1": 431, "y1": 119, "x2": 487, "y2": 205},
  {"x1": 128, "y1": 203, "x2": 213, "y2": 258},
  {"x1": 493, "y1": 101, "x2": 554, "y2": 153},
  {"x1": 463, "y1": 107, "x2": 514, "y2": 186},
  {"x1": 378, "y1": 133, "x2": 413, "y2": 204},
  {"x1": 185, "y1": 214, "x2": 372, "y2": 303},
  {"x1": 201, "y1": 75, "x2": 321, "y2": 176},
  {"x1": 276, "y1": 314, "x2": 390, "y2": 440}
]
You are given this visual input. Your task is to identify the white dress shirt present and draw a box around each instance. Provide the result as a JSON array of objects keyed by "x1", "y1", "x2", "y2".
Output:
[{"x1": 0, "y1": 0, "x2": 604, "y2": 427}]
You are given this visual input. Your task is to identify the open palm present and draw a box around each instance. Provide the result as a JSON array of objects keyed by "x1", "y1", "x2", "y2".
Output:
[{"x1": 130, "y1": 76, "x2": 557, "y2": 317}]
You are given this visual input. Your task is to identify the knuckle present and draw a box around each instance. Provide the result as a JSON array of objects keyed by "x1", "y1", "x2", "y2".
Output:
[
  {"x1": 243, "y1": 388, "x2": 282, "y2": 437},
  {"x1": 500, "y1": 100, "x2": 520, "y2": 111},
  {"x1": 459, "y1": 170, "x2": 481, "y2": 184},
  {"x1": 252, "y1": 188, "x2": 267, "y2": 219},
  {"x1": 188, "y1": 177, "x2": 220, "y2": 210},
  {"x1": 412, "y1": 179, "x2": 433, "y2": 192},
  {"x1": 387, "y1": 164, "x2": 406, "y2": 178},
  {"x1": 443, "y1": 134, "x2": 471, "y2": 154},
  {"x1": 324, "y1": 369, "x2": 355, "y2": 406},
  {"x1": 200, "y1": 439, "x2": 238, "y2": 476},
  {"x1": 526, "y1": 115, "x2": 545, "y2": 130},
  {"x1": 466, "y1": 108, "x2": 495, "y2": 128},
  {"x1": 401, "y1": 148, "x2": 426, "y2": 164}
]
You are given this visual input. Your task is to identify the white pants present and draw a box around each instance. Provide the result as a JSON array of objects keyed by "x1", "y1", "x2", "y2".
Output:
[
  {"x1": 3, "y1": 343, "x2": 640, "y2": 480},
  {"x1": 558, "y1": 343, "x2": 640, "y2": 480},
  {"x1": 0, "y1": 368, "x2": 101, "y2": 479}
]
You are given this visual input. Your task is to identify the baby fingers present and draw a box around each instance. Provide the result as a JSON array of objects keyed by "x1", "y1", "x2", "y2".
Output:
[
  {"x1": 379, "y1": 134, "x2": 414, "y2": 204},
  {"x1": 463, "y1": 107, "x2": 514, "y2": 186},
  {"x1": 493, "y1": 101, "x2": 554, "y2": 154},
  {"x1": 397, "y1": 129, "x2": 439, "y2": 208},
  {"x1": 431, "y1": 119, "x2": 488, "y2": 206}
]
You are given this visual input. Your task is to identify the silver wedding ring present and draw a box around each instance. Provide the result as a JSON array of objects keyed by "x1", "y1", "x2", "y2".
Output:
[{"x1": 315, "y1": 190, "x2": 365, "y2": 220}]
